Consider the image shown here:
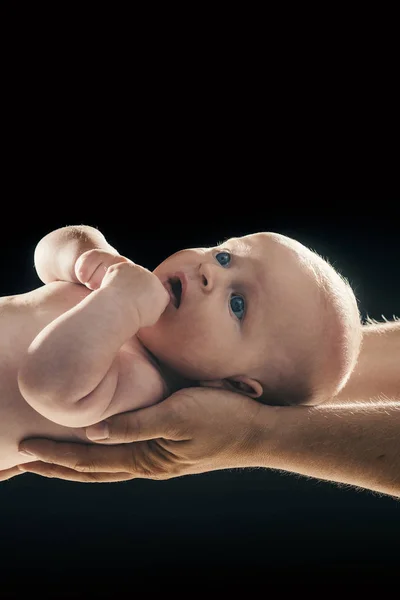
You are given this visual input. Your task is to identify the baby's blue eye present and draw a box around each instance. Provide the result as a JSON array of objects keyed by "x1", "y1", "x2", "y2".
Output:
[
  {"x1": 215, "y1": 251, "x2": 231, "y2": 267},
  {"x1": 230, "y1": 295, "x2": 245, "y2": 320}
]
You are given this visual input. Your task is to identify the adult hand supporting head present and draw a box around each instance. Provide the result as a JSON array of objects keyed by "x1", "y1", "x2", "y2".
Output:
[
  {"x1": 17, "y1": 387, "x2": 274, "y2": 483},
  {"x1": 0, "y1": 466, "x2": 25, "y2": 481}
]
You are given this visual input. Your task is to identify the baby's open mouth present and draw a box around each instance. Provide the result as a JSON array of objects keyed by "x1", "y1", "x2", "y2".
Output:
[{"x1": 167, "y1": 276, "x2": 183, "y2": 308}]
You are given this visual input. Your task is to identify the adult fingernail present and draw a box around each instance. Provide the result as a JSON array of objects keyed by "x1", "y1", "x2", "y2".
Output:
[{"x1": 86, "y1": 421, "x2": 109, "y2": 441}]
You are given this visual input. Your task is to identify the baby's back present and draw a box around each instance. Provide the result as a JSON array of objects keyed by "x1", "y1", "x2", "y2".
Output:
[{"x1": 0, "y1": 281, "x2": 168, "y2": 470}]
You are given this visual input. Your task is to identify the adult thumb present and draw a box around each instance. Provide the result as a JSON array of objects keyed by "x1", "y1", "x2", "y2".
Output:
[{"x1": 85, "y1": 399, "x2": 184, "y2": 444}]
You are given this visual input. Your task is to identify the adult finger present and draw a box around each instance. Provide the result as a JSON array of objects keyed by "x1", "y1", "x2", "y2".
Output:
[
  {"x1": 17, "y1": 461, "x2": 134, "y2": 483},
  {"x1": 18, "y1": 439, "x2": 137, "y2": 473},
  {"x1": 85, "y1": 397, "x2": 189, "y2": 444},
  {"x1": 0, "y1": 466, "x2": 25, "y2": 481}
]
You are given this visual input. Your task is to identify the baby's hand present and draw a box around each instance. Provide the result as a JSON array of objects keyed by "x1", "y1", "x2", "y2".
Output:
[
  {"x1": 99, "y1": 260, "x2": 170, "y2": 328},
  {"x1": 75, "y1": 249, "x2": 129, "y2": 290}
]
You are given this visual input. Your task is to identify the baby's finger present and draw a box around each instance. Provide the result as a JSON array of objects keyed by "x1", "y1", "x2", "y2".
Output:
[
  {"x1": 75, "y1": 249, "x2": 125, "y2": 288},
  {"x1": 88, "y1": 254, "x2": 131, "y2": 290},
  {"x1": 17, "y1": 461, "x2": 134, "y2": 483},
  {"x1": 18, "y1": 438, "x2": 136, "y2": 473},
  {"x1": 75, "y1": 250, "x2": 101, "y2": 285},
  {"x1": 84, "y1": 261, "x2": 107, "y2": 290}
]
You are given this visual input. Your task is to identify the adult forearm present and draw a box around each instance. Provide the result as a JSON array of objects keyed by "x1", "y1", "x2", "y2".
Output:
[
  {"x1": 249, "y1": 320, "x2": 400, "y2": 497},
  {"x1": 34, "y1": 225, "x2": 119, "y2": 284},
  {"x1": 254, "y1": 400, "x2": 400, "y2": 498},
  {"x1": 332, "y1": 320, "x2": 400, "y2": 404}
]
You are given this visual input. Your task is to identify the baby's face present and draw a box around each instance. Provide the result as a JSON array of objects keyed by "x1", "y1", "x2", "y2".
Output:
[{"x1": 138, "y1": 232, "x2": 333, "y2": 397}]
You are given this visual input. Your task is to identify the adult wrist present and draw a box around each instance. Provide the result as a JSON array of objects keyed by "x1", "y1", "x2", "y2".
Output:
[{"x1": 240, "y1": 404, "x2": 284, "y2": 468}]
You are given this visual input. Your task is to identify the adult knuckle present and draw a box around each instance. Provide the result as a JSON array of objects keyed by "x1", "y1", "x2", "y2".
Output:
[
  {"x1": 75, "y1": 458, "x2": 99, "y2": 473},
  {"x1": 117, "y1": 415, "x2": 135, "y2": 442},
  {"x1": 151, "y1": 463, "x2": 184, "y2": 480},
  {"x1": 40, "y1": 466, "x2": 59, "y2": 478},
  {"x1": 74, "y1": 461, "x2": 90, "y2": 472},
  {"x1": 130, "y1": 414, "x2": 146, "y2": 442},
  {"x1": 127, "y1": 443, "x2": 167, "y2": 480},
  {"x1": 143, "y1": 463, "x2": 172, "y2": 480}
]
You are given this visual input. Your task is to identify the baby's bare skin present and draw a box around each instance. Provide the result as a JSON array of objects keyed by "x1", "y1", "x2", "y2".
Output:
[{"x1": 0, "y1": 280, "x2": 168, "y2": 471}]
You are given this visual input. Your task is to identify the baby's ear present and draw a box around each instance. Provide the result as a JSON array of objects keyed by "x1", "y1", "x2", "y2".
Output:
[{"x1": 225, "y1": 376, "x2": 263, "y2": 398}]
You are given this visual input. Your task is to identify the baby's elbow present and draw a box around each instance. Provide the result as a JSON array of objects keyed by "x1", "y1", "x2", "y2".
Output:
[
  {"x1": 18, "y1": 358, "x2": 73, "y2": 414},
  {"x1": 18, "y1": 360, "x2": 47, "y2": 405},
  {"x1": 18, "y1": 362, "x2": 109, "y2": 428},
  {"x1": 18, "y1": 369, "x2": 98, "y2": 427}
]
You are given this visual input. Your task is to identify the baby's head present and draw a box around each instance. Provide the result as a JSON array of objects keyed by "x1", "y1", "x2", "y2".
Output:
[{"x1": 138, "y1": 232, "x2": 362, "y2": 406}]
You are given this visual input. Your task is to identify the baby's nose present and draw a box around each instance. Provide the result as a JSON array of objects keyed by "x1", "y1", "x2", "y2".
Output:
[{"x1": 198, "y1": 262, "x2": 217, "y2": 292}]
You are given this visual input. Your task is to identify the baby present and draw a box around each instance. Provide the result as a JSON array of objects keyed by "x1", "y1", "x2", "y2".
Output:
[{"x1": 0, "y1": 225, "x2": 362, "y2": 472}]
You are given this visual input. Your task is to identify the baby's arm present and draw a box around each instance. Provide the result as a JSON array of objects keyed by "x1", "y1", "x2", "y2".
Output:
[
  {"x1": 18, "y1": 258, "x2": 169, "y2": 428},
  {"x1": 34, "y1": 225, "x2": 120, "y2": 285}
]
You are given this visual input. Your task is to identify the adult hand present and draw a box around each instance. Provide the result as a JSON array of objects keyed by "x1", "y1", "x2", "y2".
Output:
[
  {"x1": 0, "y1": 467, "x2": 25, "y2": 482},
  {"x1": 17, "y1": 387, "x2": 270, "y2": 483}
]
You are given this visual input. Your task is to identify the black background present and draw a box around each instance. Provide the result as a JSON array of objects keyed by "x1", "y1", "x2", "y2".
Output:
[{"x1": 1, "y1": 19, "x2": 399, "y2": 595}]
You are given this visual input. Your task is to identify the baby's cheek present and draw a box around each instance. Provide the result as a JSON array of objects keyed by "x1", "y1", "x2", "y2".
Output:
[
  {"x1": 167, "y1": 333, "x2": 212, "y2": 375},
  {"x1": 184, "y1": 338, "x2": 228, "y2": 378}
]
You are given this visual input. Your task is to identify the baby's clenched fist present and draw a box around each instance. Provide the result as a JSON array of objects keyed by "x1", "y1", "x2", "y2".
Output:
[
  {"x1": 75, "y1": 249, "x2": 128, "y2": 290},
  {"x1": 100, "y1": 260, "x2": 170, "y2": 328}
]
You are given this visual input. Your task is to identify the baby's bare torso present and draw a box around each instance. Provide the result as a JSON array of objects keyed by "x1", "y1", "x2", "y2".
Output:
[{"x1": 0, "y1": 281, "x2": 168, "y2": 470}]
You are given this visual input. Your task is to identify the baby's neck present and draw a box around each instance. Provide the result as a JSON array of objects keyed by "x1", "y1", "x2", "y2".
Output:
[
  {"x1": 141, "y1": 347, "x2": 196, "y2": 396},
  {"x1": 158, "y1": 360, "x2": 197, "y2": 396}
]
